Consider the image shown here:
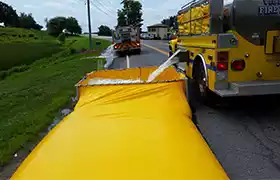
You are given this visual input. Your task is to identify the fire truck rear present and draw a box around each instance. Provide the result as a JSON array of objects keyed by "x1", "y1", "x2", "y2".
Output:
[
  {"x1": 112, "y1": 25, "x2": 141, "y2": 55},
  {"x1": 169, "y1": 0, "x2": 280, "y2": 103}
]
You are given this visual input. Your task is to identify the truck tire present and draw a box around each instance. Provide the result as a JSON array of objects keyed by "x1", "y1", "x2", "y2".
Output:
[
  {"x1": 193, "y1": 60, "x2": 216, "y2": 106},
  {"x1": 135, "y1": 49, "x2": 141, "y2": 55},
  {"x1": 169, "y1": 51, "x2": 173, "y2": 57},
  {"x1": 118, "y1": 51, "x2": 125, "y2": 57}
]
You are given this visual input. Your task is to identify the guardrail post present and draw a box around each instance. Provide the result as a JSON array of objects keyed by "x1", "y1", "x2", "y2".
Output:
[{"x1": 97, "y1": 58, "x2": 104, "y2": 71}]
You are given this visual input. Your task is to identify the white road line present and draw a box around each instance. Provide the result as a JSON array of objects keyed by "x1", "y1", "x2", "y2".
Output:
[{"x1": 126, "y1": 55, "x2": 130, "y2": 68}]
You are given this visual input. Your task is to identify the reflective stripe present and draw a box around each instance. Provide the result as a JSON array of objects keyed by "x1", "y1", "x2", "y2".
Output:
[
  {"x1": 169, "y1": 52, "x2": 173, "y2": 57},
  {"x1": 117, "y1": 42, "x2": 139, "y2": 50},
  {"x1": 189, "y1": 59, "x2": 217, "y2": 72}
]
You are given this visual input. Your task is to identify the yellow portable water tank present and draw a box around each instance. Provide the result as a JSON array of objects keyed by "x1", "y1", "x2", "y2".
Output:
[{"x1": 11, "y1": 67, "x2": 229, "y2": 180}]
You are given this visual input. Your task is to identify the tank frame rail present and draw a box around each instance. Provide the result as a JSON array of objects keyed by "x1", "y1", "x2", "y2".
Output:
[
  {"x1": 168, "y1": 49, "x2": 190, "y2": 77},
  {"x1": 178, "y1": 0, "x2": 224, "y2": 35},
  {"x1": 170, "y1": 49, "x2": 190, "y2": 64},
  {"x1": 179, "y1": 0, "x2": 209, "y2": 14}
]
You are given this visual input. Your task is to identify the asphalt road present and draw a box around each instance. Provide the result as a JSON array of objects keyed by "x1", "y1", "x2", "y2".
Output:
[
  {"x1": 109, "y1": 41, "x2": 168, "y2": 69},
  {"x1": 110, "y1": 40, "x2": 280, "y2": 180}
]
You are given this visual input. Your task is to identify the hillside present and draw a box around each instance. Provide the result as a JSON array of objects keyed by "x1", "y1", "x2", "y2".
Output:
[
  {"x1": 0, "y1": 28, "x2": 55, "y2": 43},
  {"x1": 0, "y1": 33, "x2": 111, "y2": 168},
  {"x1": 0, "y1": 28, "x2": 62, "y2": 70}
]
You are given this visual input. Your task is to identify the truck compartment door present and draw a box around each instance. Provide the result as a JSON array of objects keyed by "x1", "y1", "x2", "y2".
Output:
[{"x1": 266, "y1": 30, "x2": 280, "y2": 54}]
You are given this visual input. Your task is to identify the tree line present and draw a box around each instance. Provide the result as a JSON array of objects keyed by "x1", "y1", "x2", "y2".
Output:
[
  {"x1": 117, "y1": 0, "x2": 143, "y2": 27},
  {"x1": 0, "y1": 1, "x2": 82, "y2": 37},
  {"x1": 0, "y1": 1, "x2": 42, "y2": 30},
  {"x1": 1, "y1": 0, "x2": 146, "y2": 38},
  {"x1": 97, "y1": 0, "x2": 143, "y2": 37},
  {"x1": 46, "y1": 17, "x2": 82, "y2": 37},
  {"x1": 161, "y1": 16, "x2": 178, "y2": 30}
]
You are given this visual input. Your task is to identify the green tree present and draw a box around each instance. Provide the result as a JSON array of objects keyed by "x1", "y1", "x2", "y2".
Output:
[
  {"x1": 117, "y1": 10, "x2": 126, "y2": 26},
  {"x1": 161, "y1": 18, "x2": 170, "y2": 26},
  {"x1": 174, "y1": 16, "x2": 178, "y2": 30},
  {"x1": 46, "y1": 16, "x2": 67, "y2": 36},
  {"x1": 66, "y1": 17, "x2": 82, "y2": 35},
  {"x1": 0, "y1": 1, "x2": 19, "y2": 27},
  {"x1": 46, "y1": 16, "x2": 82, "y2": 36},
  {"x1": 18, "y1": 13, "x2": 42, "y2": 30},
  {"x1": 127, "y1": 1, "x2": 143, "y2": 27},
  {"x1": 117, "y1": 0, "x2": 143, "y2": 27},
  {"x1": 98, "y1": 25, "x2": 112, "y2": 36},
  {"x1": 161, "y1": 16, "x2": 177, "y2": 28}
]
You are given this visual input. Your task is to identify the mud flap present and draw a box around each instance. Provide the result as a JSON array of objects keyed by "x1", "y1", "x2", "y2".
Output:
[{"x1": 185, "y1": 78, "x2": 191, "y2": 102}]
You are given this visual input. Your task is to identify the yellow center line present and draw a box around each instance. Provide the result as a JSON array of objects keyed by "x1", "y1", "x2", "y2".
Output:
[
  {"x1": 143, "y1": 43, "x2": 186, "y2": 72},
  {"x1": 142, "y1": 43, "x2": 169, "y2": 56}
]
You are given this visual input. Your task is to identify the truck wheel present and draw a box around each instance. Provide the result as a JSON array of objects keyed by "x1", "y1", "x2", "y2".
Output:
[
  {"x1": 116, "y1": 51, "x2": 121, "y2": 57},
  {"x1": 169, "y1": 52, "x2": 173, "y2": 57},
  {"x1": 118, "y1": 51, "x2": 125, "y2": 57},
  {"x1": 135, "y1": 49, "x2": 141, "y2": 54},
  {"x1": 193, "y1": 60, "x2": 216, "y2": 106},
  {"x1": 184, "y1": 78, "x2": 200, "y2": 128}
]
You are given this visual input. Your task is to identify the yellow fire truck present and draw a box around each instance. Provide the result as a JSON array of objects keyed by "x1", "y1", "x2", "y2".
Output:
[{"x1": 169, "y1": 0, "x2": 280, "y2": 103}]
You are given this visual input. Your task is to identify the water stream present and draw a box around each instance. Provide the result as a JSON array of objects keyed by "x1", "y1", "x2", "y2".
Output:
[
  {"x1": 103, "y1": 45, "x2": 117, "y2": 69},
  {"x1": 147, "y1": 52, "x2": 180, "y2": 82}
]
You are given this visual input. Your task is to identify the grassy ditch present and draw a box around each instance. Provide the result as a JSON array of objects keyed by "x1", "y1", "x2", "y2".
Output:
[
  {"x1": 0, "y1": 28, "x2": 62, "y2": 71},
  {"x1": 0, "y1": 42, "x2": 62, "y2": 70},
  {"x1": 0, "y1": 35, "x2": 110, "y2": 166},
  {"x1": 66, "y1": 36, "x2": 111, "y2": 52}
]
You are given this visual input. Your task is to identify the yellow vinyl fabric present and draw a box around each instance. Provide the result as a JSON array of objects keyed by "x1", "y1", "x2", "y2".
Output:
[
  {"x1": 178, "y1": 4, "x2": 210, "y2": 35},
  {"x1": 11, "y1": 67, "x2": 228, "y2": 180}
]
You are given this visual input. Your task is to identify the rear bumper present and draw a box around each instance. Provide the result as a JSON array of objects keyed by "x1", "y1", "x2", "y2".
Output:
[
  {"x1": 214, "y1": 80, "x2": 280, "y2": 97},
  {"x1": 115, "y1": 47, "x2": 141, "y2": 52}
]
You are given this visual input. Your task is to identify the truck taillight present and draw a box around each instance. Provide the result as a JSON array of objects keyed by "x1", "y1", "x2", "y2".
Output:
[
  {"x1": 217, "y1": 51, "x2": 229, "y2": 71},
  {"x1": 136, "y1": 43, "x2": 140, "y2": 47},
  {"x1": 231, "y1": 59, "x2": 245, "y2": 71},
  {"x1": 114, "y1": 44, "x2": 118, "y2": 49},
  {"x1": 171, "y1": 35, "x2": 177, "y2": 40},
  {"x1": 217, "y1": 63, "x2": 228, "y2": 71}
]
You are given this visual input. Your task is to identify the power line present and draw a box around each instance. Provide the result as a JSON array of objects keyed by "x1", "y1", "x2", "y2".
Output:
[
  {"x1": 79, "y1": 0, "x2": 87, "y2": 5},
  {"x1": 102, "y1": 0, "x2": 113, "y2": 6},
  {"x1": 90, "y1": 0, "x2": 115, "y2": 18},
  {"x1": 95, "y1": 0, "x2": 116, "y2": 14},
  {"x1": 79, "y1": 0, "x2": 115, "y2": 17}
]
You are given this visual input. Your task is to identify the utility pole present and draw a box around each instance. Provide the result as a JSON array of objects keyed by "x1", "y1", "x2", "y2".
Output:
[{"x1": 87, "y1": 0, "x2": 93, "y2": 49}]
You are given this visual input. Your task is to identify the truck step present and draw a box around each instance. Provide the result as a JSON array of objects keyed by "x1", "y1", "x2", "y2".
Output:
[{"x1": 215, "y1": 80, "x2": 280, "y2": 97}]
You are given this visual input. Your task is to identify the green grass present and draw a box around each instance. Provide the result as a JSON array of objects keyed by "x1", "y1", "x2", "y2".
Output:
[
  {"x1": 0, "y1": 28, "x2": 110, "y2": 71},
  {"x1": 0, "y1": 28, "x2": 62, "y2": 71},
  {"x1": 0, "y1": 28, "x2": 55, "y2": 43},
  {"x1": 0, "y1": 49, "x2": 107, "y2": 166},
  {"x1": 0, "y1": 42, "x2": 62, "y2": 70},
  {"x1": 67, "y1": 36, "x2": 111, "y2": 52},
  {"x1": 0, "y1": 31, "x2": 110, "y2": 165}
]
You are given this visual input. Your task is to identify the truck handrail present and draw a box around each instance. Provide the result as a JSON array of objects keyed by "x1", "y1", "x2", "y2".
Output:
[
  {"x1": 179, "y1": 0, "x2": 209, "y2": 14},
  {"x1": 181, "y1": 0, "x2": 196, "y2": 9}
]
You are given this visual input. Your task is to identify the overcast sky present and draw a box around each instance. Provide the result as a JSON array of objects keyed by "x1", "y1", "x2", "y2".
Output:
[{"x1": 3, "y1": 0, "x2": 191, "y2": 32}]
